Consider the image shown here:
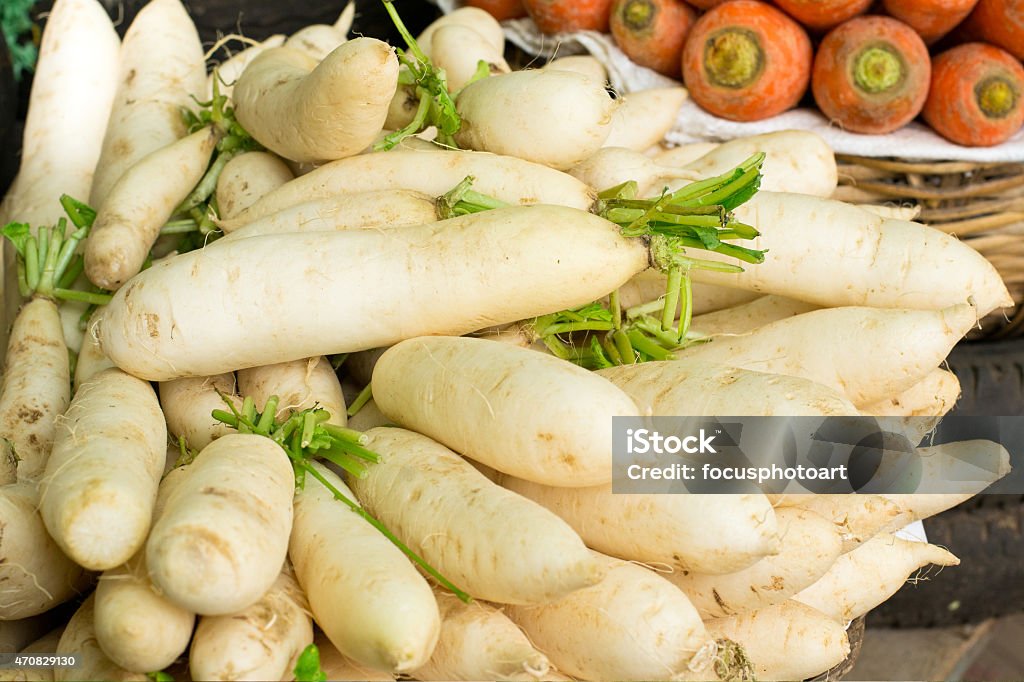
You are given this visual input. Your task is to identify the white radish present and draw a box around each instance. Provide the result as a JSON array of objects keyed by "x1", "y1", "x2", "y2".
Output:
[
  {"x1": 317, "y1": 632, "x2": 396, "y2": 681},
  {"x1": 617, "y1": 271, "x2": 760, "y2": 312},
  {"x1": 875, "y1": 439, "x2": 1011, "y2": 498},
  {"x1": 159, "y1": 374, "x2": 240, "y2": 452},
  {"x1": 413, "y1": 590, "x2": 550, "y2": 681},
  {"x1": 598, "y1": 360, "x2": 860, "y2": 417},
  {"x1": 40, "y1": 368, "x2": 165, "y2": 570},
  {"x1": 0, "y1": 299, "x2": 70, "y2": 480},
  {"x1": 372, "y1": 336, "x2": 641, "y2": 487},
  {"x1": 146, "y1": 434, "x2": 293, "y2": 615},
  {"x1": 499, "y1": 475, "x2": 779, "y2": 575},
  {"x1": 880, "y1": 492, "x2": 985, "y2": 534},
  {"x1": 571, "y1": 146, "x2": 702, "y2": 194},
  {"x1": 0, "y1": 483, "x2": 91, "y2": 620},
  {"x1": 704, "y1": 601, "x2": 850, "y2": 681},
  {"x1": 416, "y1": 7, "x2": 505, "y2": 57},
  {"x1": 858, "y1": 203, "x2": 921, "y2": 221},
  {"x1": 0, "y1": 627, "x2": 64, "y2": 682},
  {"x1": 431, "y1": 24, "x2": 510, "y2": 91},
  {"x1": 89, "y1": 0, "x2": 206, "y2": 209},
  {"x1": 289, "y1": 462, "x2": 440, "y2": 673},
  {"x1": 206, "y1": 35, "x2": 287, "y2": 100},
  {"x1": 346, "y1": 399, "x2": 392, "y2": 432},
  {"x1": 55, "y1": 595, "x2": 146, "y2": 682},
  {"x1": 98, "y1": 206, "x2": 648, "y2": 381},
  {"x1": 793, "y1": 533, "x2": 959, "y2": 622},
  {"x1": 233, "y1": 39, "x2": 399, "y2": 164},
  {"x1": 229, "y1": 149, "x2": 596, "y2": 225},
  {"x1": 214, "y1": 151, "x2": 294, "y2": 220},
  {"x1": 85, "y1": 127, "x2": 218, "y2": 290},
  {"x1": 862, "y1": 367, "x2": 960, "y2": 419},
  {"x1": 667, "y1": 508, "x2": 843, "y2": 618},
  {"x1": 74, "y1": 311, "x2": 114, "y2": 392},
  {"x1": 677, "y1": 304, "x2": 977, "y2": 407},
  {"x1": 603, "y1": 88, "x2": 688, "y2": 152},
  {"x1": 688, "y1": 295, "x2": 819, "y2": 338},
  {"x1": 455, "y1": 70, "x2": 617, "y2": 170},
  {"x1": 237, "y1": 356, "x2": 346, "y2": 426},
  {"x1": 284, "y1": 4, "x2": 353, "y2": 63},
  {"x1": 543, "y1": 55, "x2": 608, "y2": 83},
  {"x1": 777, "y1": 494, "x2": 904, "y2": 552},
  {"x1": 189, "y1": 567, "x2": 313, "y2": 682},
  {"x1": 653, "y1": 142, "x2": 720, "y2": 167},
  {"x1": 506, "y1": 553, "x2": 713, "y2": 682},
  {"x1": 351, "y1": 427, "x2": 607, "y2": 604}
]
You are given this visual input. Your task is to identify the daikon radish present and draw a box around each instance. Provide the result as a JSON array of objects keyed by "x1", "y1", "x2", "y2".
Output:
[
  {"x1": 190, "y1": 567, "x2": 313, "y2": 681},
  {"x1": 206, "y1": 35, "x2": 286, "y2": 100},
  {"x1": 345, "y1": 399, "x2": 392, "y2": 432},
  {"x1": 454, "y1": 70, "x2": 616, "y2": 170},
  {"x1": 653, "y1": 142, "x2": 720, "y2": 166},
  {"x1": 778, "y1": 494, "x2": 903, "y2": 552},
  {"x1": 159, "y1": 374, "x2": 240, "y2": 451},
  {"x1": 89, "y1": 0, "x2": 205, "y2": 208},
  {"x1": 146, "y1": 434, "x2": 293, "y2": 615},
  {"x1": 233, "y1": 39, "x2": 399, "y2": 164},
  {"x1": 372, "y1": 336, "x2": 641, "y2": 487},
  {"x1": 0, "y1": 627, "x2": 65, "y2": 682},
  {"x1": 351, "y1": 427, "x2": 606, "y2": 604},
  {"x1": 543, "y1": 55, "x2": 609, "y2": 83},
  {"x1": 678, "y1": 304, "x2": 977, "y2": 407},
  {"x1": 875, "y1": 439, "x2": 1011, "y2": 497},
  {"x1": 602, "y1": 88, "x2": 688, "y2": 151},
  {"x1": 284, "y1": 8, "x2": 351, "y2": 63},
  {"x1": 214, "y1": 151, "x2": 294, "y2": 220},
  {"x1": 0, "y1": 483, "x2": 91, "y2": 620},
  {"x1": 668, "y1": 508, "x2": 842, "y2": 618},
  {"x1": 317, "y1": 632, "x2": 396, "y2": 681},
  {"x1": 617, "y1": 271, "x2": 760, "y2": 312},
  {"x1": 412, "y1": 590, "x2": 550, "y2": 681},
  {"x1": 416, "y1": 6, "x2": 505, "y2": 57},
  {"x1": 237, "y1": 356, "x2": 346, "y2": 426},
  {"x1": 40, "y1": 368, "x2": 166, "y2": 570},
  {"x1": 55, "y1": 595, "x2": 147, "y2": 681},
  {"x1": 431, "y1": 24, "x2": 510, "y2": 91},
  {"x1": 499, "y1": 475, "x2": 779, "y2": 574},
  {"x1": 290, "y1": 462, "x2": 440, "y2": 673},
  {"x1": 861, "y1": 367, "x2": 961, "y2": 417},
  {"x1": 74, "y1": 311, "x2": 114, "y2": 392},
  {"x1": 571, "y1": 147, "x2": 701, "y2": 195},
  {"x1": 506, "y1": 553, "x2": 713, "y2": 682},
  {"x1": 794, "y1": 533, "x2": 959, "y2": 622},
  {"x1": 688, "y1": 295, "x2": 819, "y2": 338},
  {"x1": 598, "y1": 360, "x2": 859, "y2": 417},
  {"x1": 704, "y1": 601, "x2": 850, "y2": 681},
  {"x1": 98, "y1": 206, "x2": 649, "y2": 381},
  {"x1": 858, "y1": 203, "x2": 921, "y2": 221}
]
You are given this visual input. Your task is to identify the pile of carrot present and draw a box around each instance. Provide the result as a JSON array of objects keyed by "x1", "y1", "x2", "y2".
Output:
[
  {"x1": 0, "y1": 1, "x2": 1015, "y2": 681},
  {"x1": 496, "y1": 0, "x2": 1024, "y2": 147}
]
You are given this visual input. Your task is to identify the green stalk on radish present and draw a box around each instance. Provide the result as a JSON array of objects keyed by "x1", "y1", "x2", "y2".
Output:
[{"x1": 210, "y1": 393, "x2": 470, "y2": 603}]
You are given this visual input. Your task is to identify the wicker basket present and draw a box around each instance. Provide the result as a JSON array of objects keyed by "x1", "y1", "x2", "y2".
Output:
[{"x1": 833, "y1": 156, "x2": 1024, "y2": 339}]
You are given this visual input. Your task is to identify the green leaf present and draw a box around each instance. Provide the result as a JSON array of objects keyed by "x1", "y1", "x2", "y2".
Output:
[
  {"x1": 293, "y1": 644, "x2": 327, "y2": 682},
  {"x1": 1, "y1": 222, "x2": 32, "y2": 256},
  {"x1": 146, "y1": 671, "x2": 174, "y2": 682},
  {"x1": 690, "y1": 225, "x2": 723, "y2": 250}
]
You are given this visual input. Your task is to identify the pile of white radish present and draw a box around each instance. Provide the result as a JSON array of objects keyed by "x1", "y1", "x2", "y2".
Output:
[{"x1": 0, "y1": 0, "x2": 1014, "y2": 681}]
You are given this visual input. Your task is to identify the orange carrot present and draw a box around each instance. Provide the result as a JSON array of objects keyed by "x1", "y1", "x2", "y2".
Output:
[
  {"x1": 923, "y1": 42, "x2": 1024, "y2": 146},
  {"x1": 521, "y1": 0, "x2": 615, "y2": 33},
  {"x1": 680, "y1": 0, "x2": 812, "y2": 122},
  {"x1": 773, "y1": 0, "x2": 873, "y2": 31},
  {"x1": 962, "y1": 0, "x2": 1024, "y2": 60},
  {"x1": 687, "y1": 0, "x2": 730, "y2": 7},
  {"x1": 610, "y1": 0, "x2": 698, "y2": 78},
  {"x1": 811, "y1": 16, "x2": 932, "y2": 134},
  {"x1": 465, "y1": 0, "x2": 529, "y2": 21},
  {"x1": 882, "y1": 0, "x2": 980, "y2": 44}
]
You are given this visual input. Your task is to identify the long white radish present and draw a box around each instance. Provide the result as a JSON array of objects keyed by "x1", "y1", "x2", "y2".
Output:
[
  {"x1": 230, "y1": 149, "x2": 596, "y2": 225},
  {"x1": 498, "y1": 475, "x2": 779, "y2": 575},
  {"x1": 237, "y1": 356, "x2": 346, "y2": 426},
  {"x1": 617, "y1": 271, "x2": 760, "y2": 312},
  {"x1": 880, "y1": 491, "x2": 990, "y2": 535},
  {"x1": 289, "y1": 462, "x2": 440, "y2": 673},
  {"x1": 416, "y1": 7, "x2": 504, "y2": 57},
  {"x1": 146, "y1": 434, "x2": 293, "y2": 615},
  {"x1": 704, "y1": 601, "x2": 850, "y2": 681},
  {"x1": 862, "y1": 367, "x2": 961, "y2": 418},
  {"x1": 346, "y1": 399, "x2": 392, "y2": 432},
  {"x1": 413, "y1": 590, "x2": 550, "y2": 681},
  {"x1": 572, "y1": 147, "x2": 702, "y2": 194},
  {"x1": 693, "y1": 192, "x2": 1013, "y2": 316},
  {"x1": 0, "y1": 483, "x2": 91, "y2": 620},
  {"x1": 351, "y1": 427, "x2": 606, "y2": 604},
  {"x1": 858, "y1": 203, "x2": 921, "y2": 221},
  {"x1": 206, "y1": 35, "x2": 286, "y2": 100},
  {"x1": 678, "y1": 304, "x2": 977, "y2": 407},
  {"x1": 219, "y1": 190, "x2": 437, "y2": 238},
  {"x1": 159, "y1": 374, "x2": 240, "y2": 452},
  {"x1": 89, "y1": 0, "x2": 205, "y2": 208},
  {"x1": 543, "y1": 55, "x2": 608, "y2": 83},
  {"x1": 98, "y1": 206, "x2": 648, "y2": 381},
  {"x1": 431, "y1": 24, "x2": 510, "y2": 91},
  {"x1": 875, "y1": 439, "x2": 1011, "y2": 497},
  {"x1": 776, "y1": 494, "x2": 904, "y2": 552},
  {"x1": 284, "y1": 24, "x2": 346, "y2": 63},
  {"x1": 85, "y1": 127, "x2": 218, "y2": 289},
  {"x1": 598, "y1": 360, "x2": 860, "y2": 417},
  {"x1": 0, "y1": 299, "x2": 70, "y2": 480},
  {"x1": 55, "y1": 595, "x2": 146, "y2": 682},
  {"x1": 74, "y1": 312, "x2": 115, "y2": 392},
  {"x1": 688, "y1": 295, "x2": 819, "y2": 338},
  {"x1": 602, "y1": 88, "x2": 688, "y2": 152},
  {"x1": 668, "y1": 508, "x2": 843, "y2": 619},
  {"x1": 214, "y1": 151, "x2": 294, "y2": 220},
  {"x1": 453, "y1": 70, "x2": 615, "y2": 170},
  {"x1": 316, "y1": 632, "x2": 396, "y2": 682},
  {"x1": 233, "y1": 39, "x2": 398, "y2": 164},
  {"x1": 653, "y1": 142, "x2": 721, "y2": 167},
  {"x1": 189, "y1": 567, "x2": 313, "y2": 682},
  {"x1": 372, "y1": 336, "x2": 641, "y2": 487},
  {"x1": 93, "y1": 466, "x2": 194, "y2": 673},
  {"x1": 40, "y1": 368, "x2": 165, "y2": 570},
  {"x1": 794, "y1": 533, "x2": 959, "y2": 622},
  {"x1": 506, "y1": 553, "x2": 713, "y2": 682},
  {"x1": 0, "y1": 0, "x2": 118, "y2": 229}
]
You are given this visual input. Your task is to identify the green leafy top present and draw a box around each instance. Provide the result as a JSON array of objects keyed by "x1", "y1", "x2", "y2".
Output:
[{"x1": 294, "y1": 644, "x2": 327, "y2": 682}]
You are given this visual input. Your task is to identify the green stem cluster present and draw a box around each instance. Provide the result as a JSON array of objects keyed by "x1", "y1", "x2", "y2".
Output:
[{"x1": 211, "y1": 394, "x2": 471, "y2": 603}]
